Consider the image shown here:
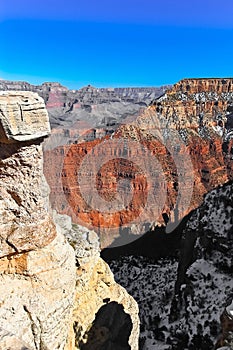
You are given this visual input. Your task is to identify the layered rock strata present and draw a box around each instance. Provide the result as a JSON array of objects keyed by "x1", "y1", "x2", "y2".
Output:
[
  {"x1": 0, "y1": 80, "x2": 167, "y2": 131},
  {"x1": 44, "y1": 78, "x2": 233, "y2": 246}
]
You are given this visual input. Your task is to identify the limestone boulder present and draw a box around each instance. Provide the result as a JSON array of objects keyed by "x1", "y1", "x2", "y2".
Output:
[{"x1": 0, "y1": 91, "x2": 50, "y2": 143}]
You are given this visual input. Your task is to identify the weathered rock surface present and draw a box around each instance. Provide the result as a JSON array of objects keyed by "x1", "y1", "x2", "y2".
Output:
[
  {"x1": 0, "y1": 91, "x2": 140, "y2": 349},
  {"x1": 0, "y1": 91, "x2": 50, "y2": 142},
  {"x1": 175, "y1": 180, "x2": 233, "y2": 292},
  {"x1": 54, "y1": 212, "x2": 140, "y2": 350},
  {"x1": 172, "y1": 78, "x2": 233, "y2": 94},
  {"x1": 0, "y1": 230, "x2": 76, "y2": 350},
  {"x1": 0, "y1": 91, "x2": 77, "y2": 349},
  {"x1": 0, "y1": 92, "x2": 55, "y2": 257}
]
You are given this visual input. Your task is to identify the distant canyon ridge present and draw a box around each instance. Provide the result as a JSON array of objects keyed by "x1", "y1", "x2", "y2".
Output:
[{"x1": 1, "y1": 78, "x2": 233, "y2": 247}]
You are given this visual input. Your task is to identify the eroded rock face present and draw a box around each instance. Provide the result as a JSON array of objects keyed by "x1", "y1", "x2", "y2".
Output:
[
  {"x1": 0, "y1": 92, "x2": 55, "y2": 257},
  {"x1": 0, "y1": 80, "x2": 167, "y2": 130},
  {"x1": 175, "y1": 180, "x2": 233, "y2": 293},
  {"x1": 72, "y1": 256, "x2": 139, "y2": 350},
  {"x1": 0, "y1": 91, "x2": 77, "y2": 349},
  {"x1": 0, "y1": 230, "x2": 76, "y2": 350},
  {"x1": 171, "y1": 180, "x2": 233, "y2": 348},
  {"x1": 54, "y1": 212, "x2": 140, "y2": 350},
  {"x1": 172, "y1": 78, "x2": 233, "y2": 94},
  {"x1": 0, "y1": 91, "x2": 140, "y2": 349}
]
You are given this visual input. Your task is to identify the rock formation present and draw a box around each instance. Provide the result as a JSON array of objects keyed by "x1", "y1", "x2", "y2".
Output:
[
  {"x1": 0, "y1": 91, "x2": 76, "y2": 349},
  {"x1": 43, "y1": 78, "x2": 233, "y2": 247},
  {"x1": 0, "y1": 91, "x2": 55, "y2": 257},
  {"x1": 0, "y1": 92, "x2": 139, "y2": 349},
  {"x1": 54, "y1": 213, "x2": 139, "y2": 350}
]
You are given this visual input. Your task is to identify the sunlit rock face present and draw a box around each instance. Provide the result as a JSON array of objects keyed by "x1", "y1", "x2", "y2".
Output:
[
  {"x1": 0, "y1": 91, "x2": 55, "y2": 257},
  {"x1": 43, "y1": 78, "x2": 233, "y2": 247},
  {"x1": 0, "y1": 91, "x2": 77, "y2": 349},
  {"x1": 172, "y1": 78, "x2": 233, "y2": 94},
  {"x1": 0, "y1": 91, "x2": 140, "y2": 350},
  {"x1": 54, "y1": 212, "x2": 140, "y2": 350}
]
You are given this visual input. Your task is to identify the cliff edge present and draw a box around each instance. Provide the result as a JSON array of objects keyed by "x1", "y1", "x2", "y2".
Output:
[{"x1": 0, "y1": 92, "x2": 139, "y2": 350}]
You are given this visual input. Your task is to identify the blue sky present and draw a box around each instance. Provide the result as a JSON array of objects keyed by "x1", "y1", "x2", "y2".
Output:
[{"x1": 0, "y1": 0, "x2": 233, "y2": 88}]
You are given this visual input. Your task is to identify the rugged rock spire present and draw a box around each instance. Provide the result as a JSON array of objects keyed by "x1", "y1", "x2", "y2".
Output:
[
  {"x1": 0, "y1": 91, "x2": 55, "y2": 257},
  {"x1": 0, "y1": 91, "x2": 76, "y2": 349}
]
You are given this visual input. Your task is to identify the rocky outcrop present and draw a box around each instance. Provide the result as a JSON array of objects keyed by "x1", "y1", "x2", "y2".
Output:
[
  {"x1": 0, "y1": 92, "x2": 140, "y2": 349},
  {"x1": 107, "y1": 180, "x2": 233, "y2": 349},
  {"x1": 0, "y1": 91, "x2": 55, "y2": 256},
  {"x1": 54, "y1": 213, "x2": 139, "y2": 350},
  {"x1": 0, "y1": 91, "x2": 76, "y2": 349},
  {"x1": 172, "y1": 78, "x2": 233, "y2": 94},
  {"x1": 0, "y1": 91, "x2": 50, "y2": 142}
]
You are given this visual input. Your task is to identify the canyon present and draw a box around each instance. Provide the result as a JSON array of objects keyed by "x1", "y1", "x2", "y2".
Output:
[
  {"x1": 41, "y1": 78, "x2": 233, "y2": 247},
  {"x1": 1, "y1": 78, "x2": 232, "y2": 350},
  {"x1": 0, "y1": 80, "x2": 167, "y2": 131}
]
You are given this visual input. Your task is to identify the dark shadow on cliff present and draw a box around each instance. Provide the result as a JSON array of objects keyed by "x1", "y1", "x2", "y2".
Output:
[
  {"x1": 79, "y1": 302, "x2": 133, "y2": 350},
  {"x1": 101, "y1": 211, "x2": 194, "y2": 262},
  {"x1": 0, "y1": 138, "x2": 44, "y2": 160}
]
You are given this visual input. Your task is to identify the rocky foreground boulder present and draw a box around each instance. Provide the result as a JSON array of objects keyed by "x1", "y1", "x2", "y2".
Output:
[{"x1": 0, "y1": 91, "x2": 139, "y2": 349}]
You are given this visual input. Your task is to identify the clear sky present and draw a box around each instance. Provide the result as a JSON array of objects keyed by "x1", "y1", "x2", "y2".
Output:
[{"x1": 0, "y1": 0, "x2": 233, "y2": 89}]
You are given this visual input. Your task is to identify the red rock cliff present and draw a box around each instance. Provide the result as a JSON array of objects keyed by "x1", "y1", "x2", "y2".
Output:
[{"x1": 44, "y1": 78, "x2": 233, "y2": 247}]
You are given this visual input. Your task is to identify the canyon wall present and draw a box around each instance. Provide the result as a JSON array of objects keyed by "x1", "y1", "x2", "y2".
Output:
[
  {"x1": 0, "y1": 80, "x2": 167, "y2": 131},
  {"x1": 43, "y1": 78, "x2": 233, "y2": 247},
  {"x1": 0, "y1": 92, "x2": 139, "y2": 349}
]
